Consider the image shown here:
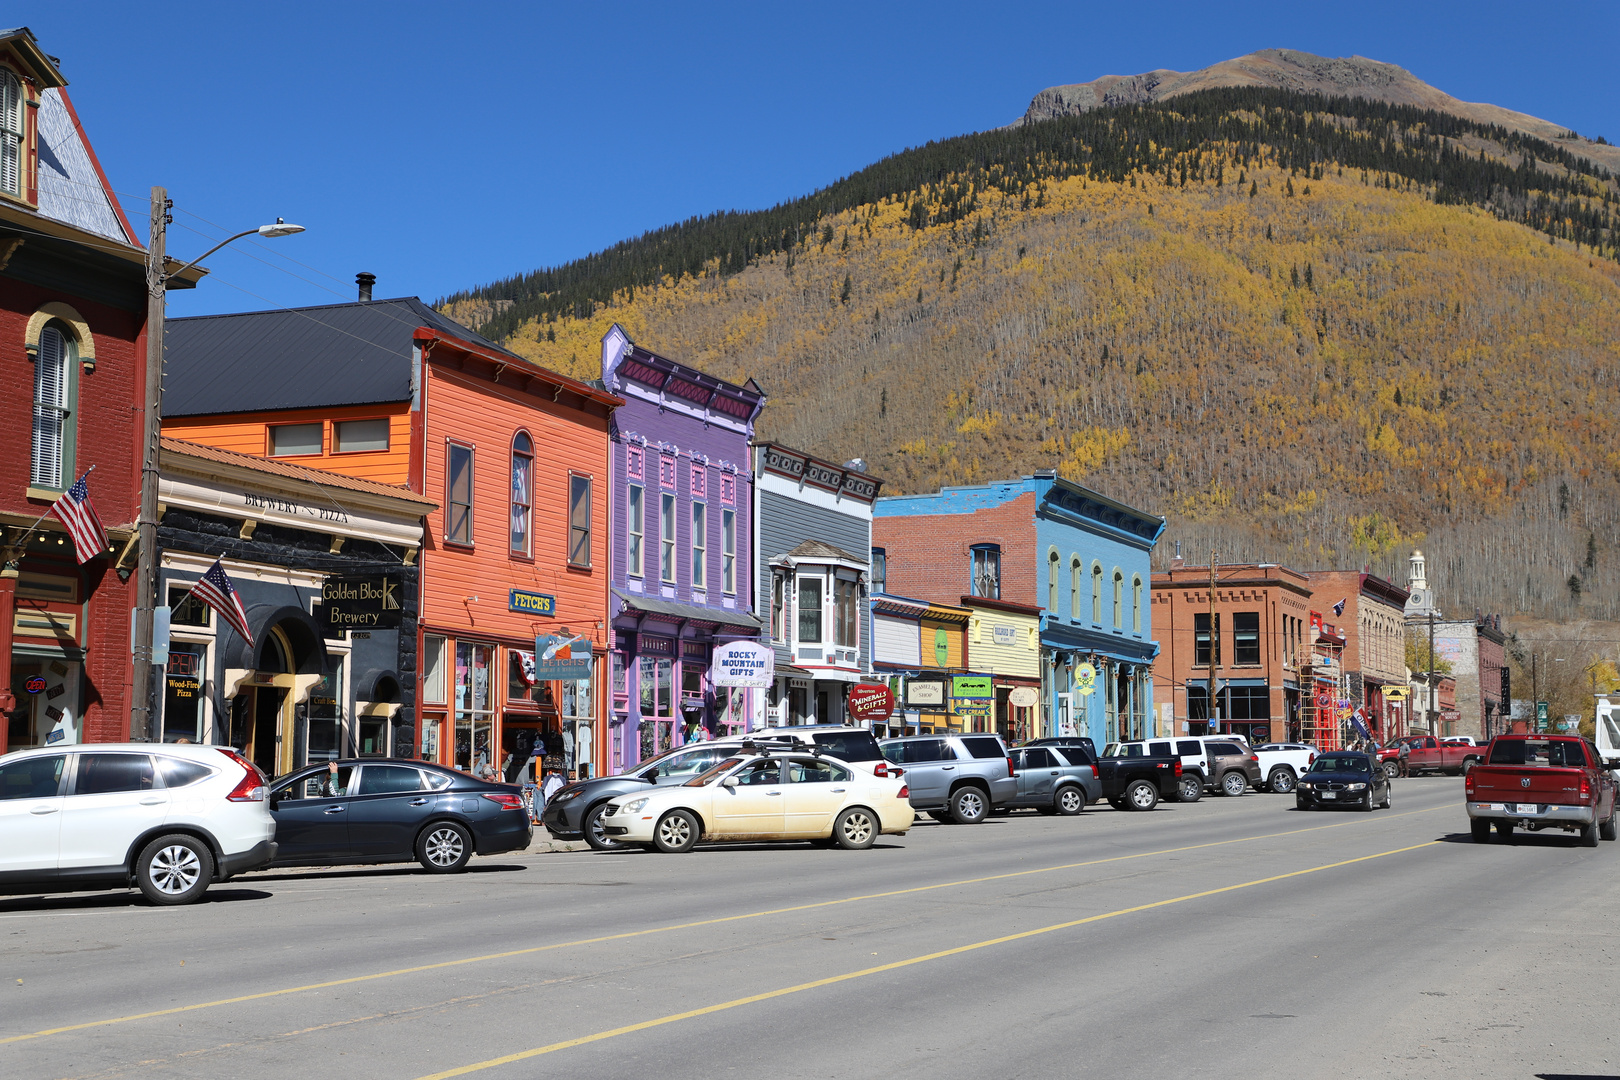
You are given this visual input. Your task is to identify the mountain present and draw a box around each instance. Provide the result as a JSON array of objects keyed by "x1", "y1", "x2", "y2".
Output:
[
  {"x1": 1021, "y1": 49, "x2": 1620, "y2": 174},
  {"x1": 442, "y1": 81, "x2": 1620, "y2": 624}
]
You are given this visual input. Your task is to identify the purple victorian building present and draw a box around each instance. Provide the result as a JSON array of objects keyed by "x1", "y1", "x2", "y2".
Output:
[{"x1": 600, "y1": 325, "x2": 766, "y2": 772}]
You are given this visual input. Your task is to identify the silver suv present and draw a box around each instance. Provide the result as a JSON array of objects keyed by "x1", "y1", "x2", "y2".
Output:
[{"x1": 879, "y1": 734, "x2": 1017, "y2": 824}]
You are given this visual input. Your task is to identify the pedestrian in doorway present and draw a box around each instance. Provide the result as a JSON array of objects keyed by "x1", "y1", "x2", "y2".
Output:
[
  {"x1": 541, "y1": 767, "x2": 566, "y2": 806},
  {"x1": 1397, "y1": 739, "x2": 1411, "y2": 778}
]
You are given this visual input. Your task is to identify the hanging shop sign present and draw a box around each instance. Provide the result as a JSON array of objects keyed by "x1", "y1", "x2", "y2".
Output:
[
  {"x1": 951, "y1": 698, "x2": 993, "y2": 718},
  {"x1": 952, "y1": 675, "x2": 994, "y2": 699},
  {"x1": 23, "y1": 675, "x2": 46, "y2": 694},
  {"x1": 315, "y1": 575, "x2": 405, "y2": 629},
  {"x1": 1384, "y1": 686, "x2": 1408, "y2": 701},
  {"x1": 1008, "y1": 686, "x2": 1038, "y2": 708},
  {"x1": 711, "y1": 641, "x2": 775, "y2": 688},
  {"x1": 847, "y1": 683, "x2": 895, "y2": 722},
  {"x1": 509, "y1": 589, "x2": 557, "y2": 616},
  {"x1": 533, "y1": 633, "x2": 594, "y2": 680},
  {"x1": 906, "y1": 680, "x2": 945, "y2": 706},
  {"x1": 1073, "y1": 662, "x2": 1098, "y2": 697}
]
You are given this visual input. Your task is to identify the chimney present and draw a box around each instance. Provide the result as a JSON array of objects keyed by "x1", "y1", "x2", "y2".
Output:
[
  {"x1": 356, "y1": 272, "x2": 376, "y2": 302},
  {"x1": 1170, "y1": 539, "x2": 1184, "y2": 571}
]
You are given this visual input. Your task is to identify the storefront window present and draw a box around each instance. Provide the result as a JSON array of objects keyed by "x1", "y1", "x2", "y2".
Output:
[
  {"x1": 162, "y1": 644, "x2": 206, "y2": 743},
  {"x1": 307, "y1": 656, "x2": 343, "y2": 761},
  {"x1": 8, "y1": 658, "x2": 80, "y2": 748},
  {"x1": 454, "y1": 642, "x2": 494, "y2": 773},
  {"x1": 639, "y1": 656, "x2": 672, "y2": 717},
  {"x1": 421, "y1": 635, "x2": 446, "y2": 704},
  {"x1": 421, "y1": 717, "x2": 441, "y2": 762}
]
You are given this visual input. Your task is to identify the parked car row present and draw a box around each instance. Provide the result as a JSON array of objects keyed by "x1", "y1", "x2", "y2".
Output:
[{"x1": 0, "y1": 742, "x2": 534, "y2": 906}]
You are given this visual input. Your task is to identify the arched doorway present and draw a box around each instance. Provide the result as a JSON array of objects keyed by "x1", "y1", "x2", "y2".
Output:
[{"x1": 247, "y1": 628, "x2": 292, "y2": 779}]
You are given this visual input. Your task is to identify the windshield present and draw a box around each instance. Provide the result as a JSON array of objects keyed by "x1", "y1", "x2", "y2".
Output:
[
  {"x1": 683, "y1": 757, "x2": 746, "y2": 787},
  {"x1": 641, "y1": 746, "x2": 735, "y2": 782},
  {"x1": 1309, "y1": 755, "x2": 1371, "y2": 773},
  {"x1": 1487, "y1": 739, "x2": 1586, "y2": 768}
]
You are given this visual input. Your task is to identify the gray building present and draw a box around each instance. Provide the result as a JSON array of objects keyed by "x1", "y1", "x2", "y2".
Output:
[{"x1": 751, "y1": 443, "x2": 881, "y2": 725}]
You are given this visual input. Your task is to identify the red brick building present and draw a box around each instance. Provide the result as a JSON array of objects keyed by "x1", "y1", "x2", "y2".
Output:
[
  {"x1": 1306, "y1": 571, "x2": 1410, "y2": 742},
  {"x1": 0, "y1": 30, "x2": 178, "y2": 750},
  {"x1": 1150, "y1": 562, "x2": 1313, "y2": 744}
]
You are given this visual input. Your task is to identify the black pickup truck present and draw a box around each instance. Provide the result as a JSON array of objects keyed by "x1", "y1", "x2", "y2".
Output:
[{"x1": 1095, "y1": 743, "x2": 1183, "y2": 811}]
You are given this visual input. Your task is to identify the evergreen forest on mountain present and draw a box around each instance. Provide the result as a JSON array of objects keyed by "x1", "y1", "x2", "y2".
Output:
[{"x1": 442, "y1": 87, "x2": 1620, "y2": 623}]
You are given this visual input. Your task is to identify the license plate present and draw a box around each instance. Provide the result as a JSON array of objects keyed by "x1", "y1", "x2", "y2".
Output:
[
  {"x1": 1515, "y1": 803, "x2": 1538, "y2": 814},
  {"x1": 1321, "y1": 791, "x2": 1336, "y2": 800}
]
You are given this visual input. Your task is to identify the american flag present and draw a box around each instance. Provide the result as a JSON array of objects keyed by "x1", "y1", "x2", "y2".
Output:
[
  {"x1": 190, "y1": 560, "x2": 254, "y2": 646},
  {"x1": 50, "y1": 472, "x2": 106, "y2": 565}
]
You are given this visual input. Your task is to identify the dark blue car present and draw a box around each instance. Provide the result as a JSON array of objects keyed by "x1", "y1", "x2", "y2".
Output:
[
  {"x1": 264, "y1": 759, "x2": 532, "y2": 873},
  {"x1": 1295, "y1": 752, "x2": 1391, "y2": 812}
]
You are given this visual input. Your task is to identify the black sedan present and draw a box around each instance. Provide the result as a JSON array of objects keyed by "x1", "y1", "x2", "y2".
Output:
[
  {"x1": 263, "y1": 759, "x2": 532, "y2": 872},
  {"x1": 1295, "y1": 752, "x2": 1391, "y2": 812}
]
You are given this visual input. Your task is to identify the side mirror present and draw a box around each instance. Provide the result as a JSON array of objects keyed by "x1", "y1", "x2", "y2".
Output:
[{"x1": 722, "y1": 776, "x2": 739, "y2": 789}]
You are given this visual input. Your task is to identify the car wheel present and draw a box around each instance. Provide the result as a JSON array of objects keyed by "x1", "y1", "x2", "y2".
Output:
[
  {"x1": 1220, "y1": 771, "x2": 1247, "y2": 797},
  {"x1": 949, "y1": 786, "x2": 988, "y2": 825},
  {"x1": 1055, "y1": 786, "x2": 1086, "y2": 816},
  {"x1": 1470, "y1": 818, "x2": 1491, "y2": 843},
  {"x1": 1107, "y1": 797, "x2": 1127, "y2": 811},
  {"x1": 582, "y1": 803, "x2": 620, "y2": 852},
  {"x1": 1296, "y1": 797, "x2": 1311, "y2": 811},
  {"x1": 1268, "y1": 768, "x2": 1296, "y2": 795},
  {"x1": 1176, "y1": 774, "x2": 1204, "y2": 803},
  {"x1": 1601, "y1": 808, "x2": 1618, "y2": 842},
  {"x1": 1125, "y1": 780, "x2": 1159, "y2": 811},
  {"x1": 1580, "y1": 820, "x2": 1599, "y2": 848},
  {"x1": 833, "y1": 807, "x2": 878, "y2": 849},
  {"x1": 417, "y1": 822, "x2": 473, "y2": 873},
  {"x1": 1380, "y1": 784, "x2": 1392, "y2": 810},
  {"x1": 1383, "y1": 762, "x2": 1399, "y2": 780},
  {"x1": 1494, "y1": 821, "x2": 1513, "y2": 841},
  {"x1": 1461, "y1": 757, "x2": 1478, "y2": 773},
  {"x1": 653, "y1": 810, "x2": 700, "y2": 853},
  {"x1": 135, "y1": 834, "x2": 213, "y2": 906},
  {"x1": 1359, "y1": 790, "x2": 1374, "y2": 812}
]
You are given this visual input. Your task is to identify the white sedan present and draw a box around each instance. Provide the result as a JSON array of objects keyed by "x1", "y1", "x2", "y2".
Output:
[{"x1": 599, "y1": 750, "x2": 913, "y2": 852}]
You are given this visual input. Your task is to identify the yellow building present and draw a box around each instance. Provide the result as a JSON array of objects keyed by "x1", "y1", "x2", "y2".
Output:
[{"x1": 964, "y1": 597, "x2": 1043, "y2": 740}]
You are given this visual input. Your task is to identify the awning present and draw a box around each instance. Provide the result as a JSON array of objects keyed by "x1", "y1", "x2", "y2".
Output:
[{"x1": 612, "y1": 588, "x2": 761, "y2": 630}]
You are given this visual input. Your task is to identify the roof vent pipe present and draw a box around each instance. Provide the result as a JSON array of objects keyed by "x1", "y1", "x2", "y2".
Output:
[{"x1": 356, "y1": 272, "x2": 376, "y2": 302}]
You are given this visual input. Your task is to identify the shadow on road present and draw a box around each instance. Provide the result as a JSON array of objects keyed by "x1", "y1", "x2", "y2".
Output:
[
  {"x1": 245, "y1": 862, "x2": 529, "y2": 882},
  {"x1": 0, "y1": 887, "x2": 272, "y2": 912},
  {"x1": 1436, "y1": 830, "x2": 1594, "y2": 848}
]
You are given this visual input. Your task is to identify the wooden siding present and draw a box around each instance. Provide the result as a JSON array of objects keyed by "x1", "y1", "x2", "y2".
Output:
[
  {"x1": 164, "y1": 403, "x2": 413, "y2": 486},
  {"x1": 757, "y1": 488, "x2": 872, "y2": 671},
  {"x1": 873, "y1": 613, "x2": 921, "y2": 668},
  {"x1": 920, "y1": 616, "x2": 966, "y2": 669},
  {"x1": 418, "y1": 363, "x2": 611, "y2": 647},
  {"x1": 966, "y1": 608, "x2": 1042, "y2": 679}
]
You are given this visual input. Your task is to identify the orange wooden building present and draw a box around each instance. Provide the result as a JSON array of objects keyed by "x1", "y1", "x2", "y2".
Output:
[{"x1": 163, "y1": 290, "x2": 622, "y2": 779}]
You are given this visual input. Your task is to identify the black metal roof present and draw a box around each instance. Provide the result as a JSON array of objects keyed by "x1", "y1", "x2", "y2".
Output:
[{"x1": 163, "y1": 297, "x2": 520, "y2": 417}]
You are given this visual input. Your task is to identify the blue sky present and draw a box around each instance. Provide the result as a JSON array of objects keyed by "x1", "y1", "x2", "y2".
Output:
[{"x1": 35, "y1": 1, "x2": 1620, "y2": 318}]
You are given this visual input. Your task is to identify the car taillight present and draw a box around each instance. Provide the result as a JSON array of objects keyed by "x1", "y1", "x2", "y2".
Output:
[
  {"x1": 896, "y1": 785, "x2": 909, "y2": 799},
  {"x1": 1007, "y1": 756, "x2": 1017, "y2": 778},
  {"x1": 1464, "y1": 774, "x2": 1475, "y2": 798},
  {"x1": 1307, "y1": 753, "x2": 1316, "y2": 765},
  {"x1": 1580, "y1": 776, "x2": 1592, "y2": 800},
  {"x1": 1249, "y1": 755, "x2": 1259, "y2": 764},
  {"x1": 484, "y1": 792, "x2": 525, "y2": 811},
  {"x1": 874, "y1": 761, "x2": 889, "y2": 778},
  {"x1": 225, "y1": 767, "x2": 267, "y2": 803},
  {"x1": 1173, "y1": 757, "x2": 1183, "y2": 776}
]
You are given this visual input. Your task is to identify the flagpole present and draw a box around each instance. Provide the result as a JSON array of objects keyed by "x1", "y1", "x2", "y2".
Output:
[{"x1": 8, "y1": 466, "x2": 95, "y2": 556}]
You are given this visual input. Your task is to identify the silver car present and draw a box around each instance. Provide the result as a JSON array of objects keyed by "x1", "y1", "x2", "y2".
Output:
[
  {"x1": 1005, "y1": 745, "x2": 1099, "y2": 815},
  {"x1": 879, "y1": 734, "x2": 1017, "y2": 824}
]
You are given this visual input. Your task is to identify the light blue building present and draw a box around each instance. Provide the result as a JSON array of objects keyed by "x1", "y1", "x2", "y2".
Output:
[{"x1": 873, "y1": 472, "x2": 1163, "y2": 747}]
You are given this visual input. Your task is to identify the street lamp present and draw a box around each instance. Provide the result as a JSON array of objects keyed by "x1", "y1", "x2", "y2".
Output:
[{"x1": 131, "y1": 188, "x2": 305, "y2": 741}]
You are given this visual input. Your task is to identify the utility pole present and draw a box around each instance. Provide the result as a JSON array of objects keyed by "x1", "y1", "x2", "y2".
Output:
[
  {"x1": 131, "y1": 186, "x2": 168, "y2": 741},
  {"x1": 1531, "y1": 652, "x2": 1538, "y2": 732},
  {"x1": 1427, "y1": 611, "x2": 1437, "y2": 736}
]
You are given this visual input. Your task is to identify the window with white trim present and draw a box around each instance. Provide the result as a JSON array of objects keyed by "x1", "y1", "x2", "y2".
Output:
[
  {"x1": 690, "y1": 501, "x2": 707, "y2": 590},
  {"x1": 660, "y1": 492, "x2": 676, "y2": 582},
  {"x1": 0, "y1": 69, "x2": 23, "y2": 198},
  {"x1": 722, "y1": 509, "x2": 736, "y2": 594},
  {"x1": 31, "y1": 324, "x2": 72, "y2": 488},
  {"x1": 798, "y1": 577, "x2": 823, "y2": 643},
  {"x1": 626, "y1": 484, "x2": 644, "y2": 577}
]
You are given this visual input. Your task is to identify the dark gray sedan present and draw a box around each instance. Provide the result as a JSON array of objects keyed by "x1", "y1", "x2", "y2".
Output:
[
  {"x1": 1295, "y1": 752, "x2": 1391, "y2": 812},
  {"x1": 1005, "y1": 745, "x2": 1099, "y2": 815},
  {"x1": 265, "y1": 759, "x2": 532, "y2": 873},
  {"x1": 542, "y1": 743, "x2": 742, "y2": 850}
]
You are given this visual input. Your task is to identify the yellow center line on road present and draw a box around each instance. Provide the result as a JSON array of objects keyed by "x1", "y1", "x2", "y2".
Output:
[
  {"x1": 416, "y1": 839, "x2": 1445, "y2": 1079},
  {"x1": 0, "y1": 804, "x2": 1447, "y2": 1046}
]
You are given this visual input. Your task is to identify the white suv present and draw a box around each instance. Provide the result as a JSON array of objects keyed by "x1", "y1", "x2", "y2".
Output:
[{"x1": 0, "y1": 743, "x2": 277, "y2": 905}]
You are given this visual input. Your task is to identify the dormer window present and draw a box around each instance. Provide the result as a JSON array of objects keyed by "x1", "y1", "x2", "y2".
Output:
[{"x1": 0, "y1": 68, "x2": 24, "y2": 198}]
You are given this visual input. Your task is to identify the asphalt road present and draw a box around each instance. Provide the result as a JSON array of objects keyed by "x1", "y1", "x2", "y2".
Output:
[{"x1": 3, "y1": 775, "x2": 1616, "y2": 1080}]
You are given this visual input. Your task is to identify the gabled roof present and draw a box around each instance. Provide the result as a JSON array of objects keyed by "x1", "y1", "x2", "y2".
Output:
[
  {"x1": 164, "y1": 297, "x2": 520, "y2": 417},
  {"x1": 784, "y1": 539, "x2": 864, "y2": 564},
  {"x1": 37, "y1": 89, "x2": 135, "y2": 246}
]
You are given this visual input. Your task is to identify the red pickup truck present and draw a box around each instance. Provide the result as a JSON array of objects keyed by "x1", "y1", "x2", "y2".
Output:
[
  {"x1": 1382, "y1": 735, "x2": 1482, "y2": 776},
  {"x1": 1465, "y1": 734, "x2": 1618, "y2": 846}
]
